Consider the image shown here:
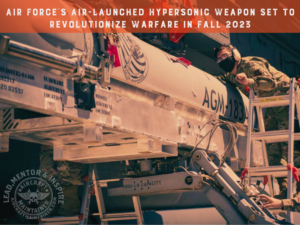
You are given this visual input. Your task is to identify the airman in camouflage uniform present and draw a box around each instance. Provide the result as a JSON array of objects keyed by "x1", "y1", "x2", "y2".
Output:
[
  {"x1": 257, "y1": 194, "x2": 300, "y2": 212},
  {"x1": 40, "y1": 145, "x2": 83, "y2": 216},
  {"x1": 214, "y1": 45, "x2": 300, "y2": 199},
  {"x1": 282, "y1": 196, "x2": 300, "y2": 212}
]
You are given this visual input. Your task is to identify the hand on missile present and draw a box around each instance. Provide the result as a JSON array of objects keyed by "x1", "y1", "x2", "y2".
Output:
[
  {"x1": 256, "y1": 194, "x2": 283, "y2": 209},
  {"x1": 235, "y1": 73, "x2": 249, "y2": 85}
]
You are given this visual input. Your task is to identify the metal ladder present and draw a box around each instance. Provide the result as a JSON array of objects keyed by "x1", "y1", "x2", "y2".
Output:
[
  {"x1": 243, "y1": 78, "x2": 300, "y2": 223},
  {"x1": 39, "y1": 164, "x2": 144, "y2": 225}
]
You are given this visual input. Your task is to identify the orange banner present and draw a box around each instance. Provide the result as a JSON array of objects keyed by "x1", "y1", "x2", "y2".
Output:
[{"x1": 0, "y1": 0, "x2": 299, "y2": 33}]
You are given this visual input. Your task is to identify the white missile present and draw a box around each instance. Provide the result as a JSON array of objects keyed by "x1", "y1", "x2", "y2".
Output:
[{"x1": 111, "y1": 33, "x2": 249, "y2": 125}]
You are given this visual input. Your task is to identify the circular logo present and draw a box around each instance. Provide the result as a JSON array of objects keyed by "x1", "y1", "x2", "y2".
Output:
[
  {"x1": 117, "y1": 33, "x2": 149, "y2": 84},
  {"x1": 185, "y1": 176, "x2": 193, "y2": 185},
  {"x1": 3, "y1": 169, "x2": 64, "y2": 220},
  {"x1": 14, "y1": 177, "x2": 54, "y2": 218}
]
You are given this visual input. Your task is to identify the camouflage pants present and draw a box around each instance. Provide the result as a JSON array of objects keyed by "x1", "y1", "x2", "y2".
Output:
[
  {"x1": 264, "y1": 106, "x2": 300, "y2": 197},
  {"x1": 40, "y1": 145, "x2": 83, "y2": 216}
]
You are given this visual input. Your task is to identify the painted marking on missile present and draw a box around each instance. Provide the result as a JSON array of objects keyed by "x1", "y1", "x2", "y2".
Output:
[
  {"x1": 44, "y1": 92, "x2": 61, "y2": 101},
  {"x1": 44, "y1": 84, "x2": 65, "y2": 94},
  {"x1": 95, "y1": 109, "x2": 110, "y2": 115},
  {"x1": 162, "y1": 52, "x2": 172, "y2": 62},
  {"x1": 96, "y1": 102, "x2": 112, "y2": 110},
  {"x1": 0, "y1": 83, "x2": 23, "y2": 94},
  {"x1": 0, "y1": 75, "x2": 14, "y2": 83},
  {"x1": 95, "y1": 94, "x2": 112, "y2": 115},
  {"x1": 95, "y1": 94, "x2": 107, "y2": 101},
  {"x1": 118, "y1": 34, "x2": 149, "y2": 84},
  {"x1": 200, "y1": 71, "x2": 210, "y2": 81},
  {"x1": 202, "y1": 87, "x2": 225, "y2": 114},
  {"x1": 44, "y1": 76, "x2": 63, "y2": 87},
  {"x1": 202, "y1": 87, "x2": 246, "y2": 122},
  {"x1": 260, "y1": 98, "x2": 282, "y2": 102},
  {"x1": 43, "y1": 76, "x2": 65, "y2": 95},
  {"x1": 0, "y1": 66, "x2": 35, "y2": 81}
]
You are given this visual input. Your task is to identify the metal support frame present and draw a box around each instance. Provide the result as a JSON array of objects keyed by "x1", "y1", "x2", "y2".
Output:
[
  {"x1": 245, "y1": 87, "x2": 254, "y2": 169},
  {"x1": 255, "y1": 105, "x2": 274, "y2": 197},
  {"x1": 245, "y1": 78, "x2": 300, "y2": 223},
  {"x1": 287, "y1": 79, "x2": 296, "y2": 223},
  {"x1": 91, "y1": 164, "x2": 144, "y2": 225},
  {"x1": 40, "y1": 164, "x2": 144, "y2": 225}
]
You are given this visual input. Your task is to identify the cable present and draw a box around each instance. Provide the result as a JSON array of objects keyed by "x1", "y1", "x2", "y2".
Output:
[
  {"x1": 177, "y1": 166, "x2": 202, "y2": 177},
  {"x1": 223, "y1": 126, "x2": 238, "y2": 165},
  {"x1": 167, "y1": 119, "x2": 237, "y2": 165},
  {"x1": 193, "y1": 117, "x2": 215, "y2": 147},
  {"x1": 220, "y1": 122, "x2": 238, "y2": 166},
  {"x1": 154, "y1": 118, "x2": 238, "y2": 169},
  {"x1": 193, "y1": 119, "x2": 238, "y2": 165},
  {"x1": 200, "y1": 119, "x2": 238, "y2": 167},
  {"x1": 167, "y1": 126, "x2": 216, "y2": 166},
  {"x1": 187, "y1": 118, "x2": 224, "y2": 158}
]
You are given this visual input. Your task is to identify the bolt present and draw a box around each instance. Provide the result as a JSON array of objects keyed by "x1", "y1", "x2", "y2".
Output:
[
  {"x1": 185, "y1": 176, "x2": 193, "y2": 185},
  {"x1": 195, "y1": 154, "x2": 200, "y2": 160},
  {"x1": 249, "y1": 214, "x2": 256, "y2": 222}
]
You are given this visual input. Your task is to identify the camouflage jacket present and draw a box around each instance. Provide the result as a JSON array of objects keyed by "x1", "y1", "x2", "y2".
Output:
[
  {"x1": 282, "y1": 197, "x2": 300, "y2": 212},
  {"x1": 40, "y1": 145, "x2": 84, "y2": 186},
  {"x1": 216, "y1": 56, "x2": 290, "y2": 97}
]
